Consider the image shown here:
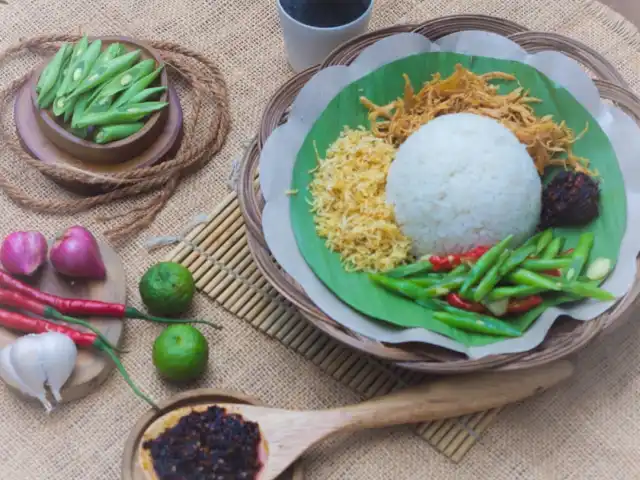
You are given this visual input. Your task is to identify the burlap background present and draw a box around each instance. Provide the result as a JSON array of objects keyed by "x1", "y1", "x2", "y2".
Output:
[{"x1": 0, "y1": 0, "x2": 639, "y2": 479}]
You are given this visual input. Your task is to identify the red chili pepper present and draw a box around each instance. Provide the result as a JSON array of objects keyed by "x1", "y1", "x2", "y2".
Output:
[
  {"x1": 0, "y1": 288, "x2": 122, "y2": 352},
  {"x1": 0, "y1": 306, "x2": 156, "y2": 408},
  {"x1": 429, "y1": 246, "x2": 492, "y2": 272},
  {"x1": 506, "y1": 296, "x2": 544, "y2": 314},
  {"x1": 0, "y1": 271, "x2": 220, "y2": 329},
  {"x1": 446, "y1": 293, "x2": 487, "y2": 313},
  {"x1": 543, "y1": 269, "x2": 562, "y2": 277},
  {"x1": 560, "y1": 249, "x2": 575, "y2": 257}
]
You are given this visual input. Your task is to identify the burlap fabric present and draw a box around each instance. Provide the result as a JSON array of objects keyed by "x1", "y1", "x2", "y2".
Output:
[{"x1": 1, "y1": 0, "x2": 639, "y2": 479}]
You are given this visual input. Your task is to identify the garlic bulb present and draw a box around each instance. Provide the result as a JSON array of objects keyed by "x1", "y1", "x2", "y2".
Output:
[{"x1": 0, "y1": 332, "x2": 78, "y2": 413}]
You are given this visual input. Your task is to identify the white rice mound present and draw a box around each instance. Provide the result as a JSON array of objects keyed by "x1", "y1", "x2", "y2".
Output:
[{"x1": 385, "y1": 113, "x2": 542, "y2": 257}]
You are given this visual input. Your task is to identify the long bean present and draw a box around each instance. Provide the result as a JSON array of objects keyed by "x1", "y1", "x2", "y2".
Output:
[
  {"x1": 521, "y1": 258, "x2": 572, "y2": 271},
  {"x1": 74, "y1": 102, "x2": 168, "y2": 127},
  {"x1": 541, "y1": 237, "x2": 565, "y2": 260},
  {"x1": 459, "y1": 235, "x2": 513, "y2": 296},
  {"x1": 473, "y1": 250, "x2": 510, "y2": 302},
  {"x1": 56, "y1": 35, "x2": 89, "y2": 98},
  {"x1": 487, "y1": 285, "x2": 545, "y2": 301},
  {"x1": 499, "y1": 244, "x2": 536, "y2": 276},
  {"x1": 562, "y1": 281, "x2": 616, "y2": 301},
  {"x1": 369, "y1": 274, "x2": 431, "y2": 301},
  {"x1": 564, "y1": 232, "x2": 595, "y2": 281},
  {"x1": 94, "y1": 123, "x2": 145, "y2": 144},
  {"x1": 127, "y1": 86, "x2": 167, "y2": 104},
  {"x1": 423, "y1": 275, "x2": 467, "y2": 297},
  {"x1": 508, "y1": 269, "x2": 562, "y2": 291},
  {"x1": 64, "y1": 39, "x2": 103, "y2": 96},
  {"x1": 92, "y1": 59, "x2": 156, "y2": 100},
  {"x1": 433, "y1": 311, "x2": 521, "y2": 337},
  {"x1": 535, "y1": 229, "x2": 554, "y2": 254},
  {"x1": 385, "y1": 261, "x2": 433, "y2": 279},
  {"x1": 38, "y1": 53, "x2": 71, "y2": 109}
]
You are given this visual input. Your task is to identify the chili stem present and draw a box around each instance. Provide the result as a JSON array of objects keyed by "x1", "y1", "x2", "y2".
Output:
[
  {"x1": 50, "y1": 310, "x2": 125, "y2": 353},
  {"x1": 95, "y1": 338, "x2": 158, "y2": 410}
]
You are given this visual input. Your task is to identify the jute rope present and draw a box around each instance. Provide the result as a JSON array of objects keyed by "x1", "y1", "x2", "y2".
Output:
[{"x1": 0, "y1": 34, "x2": 231, "y2": 243}]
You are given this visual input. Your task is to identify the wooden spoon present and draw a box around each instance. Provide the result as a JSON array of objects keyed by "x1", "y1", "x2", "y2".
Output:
[{"x1": 139, "y1": 361, "x2": 573, "y2": 479}]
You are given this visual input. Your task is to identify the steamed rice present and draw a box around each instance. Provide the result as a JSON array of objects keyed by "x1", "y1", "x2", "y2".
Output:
[{"x1": 385, "y1": 113, "x2": 542, "y2": 257}]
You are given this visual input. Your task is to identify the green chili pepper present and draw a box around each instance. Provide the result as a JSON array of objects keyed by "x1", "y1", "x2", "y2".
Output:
[
  {"x1": 487, "y1": 285, "x2": 545, "y2": 301},
  {"x1": 459, "y1": 235, "x2": 513, "y2": 297},
  {"x1": 535, "y1": 229, "x2": 554, "y2": 255},
  {"x1": 36, "y1": 43, "x2": 72, "y2": 103},
  {"x1": 56, "y1": 35, "x2": 89, "y2": 98},
  {"x1": 564, "y1": 232, "x2": 595, "y2": 282},
  {"x1": 508, "y1": 269, "x2": 562, "y2": 291},
  {"x1": 385, "y1": 261, "x2": 433, "y2": 279},
  {"x1": 369, "y1": 274, "x2": 431, "y2": 301},
  {"x1": 521, "y1": 258, "x2": 572, "y2": 271},
  {"x1": 473, "y1": 250, "x2": 511, "y2": 302},
  {"x1": 110, "y1": 65, "x2": 164, "y2": 110},
  {"x1": 127, "y1": 86, "x2": 167, "y2": 105},
  {"x1": 562, "y1": 281, "x2": 616, "y2": 302},
  {"x1": 91, "y1": 58, "x2": 155, "y2": 101},
  {"x1": 541, "y1": 237, "x2": 565, "y2": 260},
  {"x1": 63, "y1": 39, "x2": 103, "y2": 97},
  {"x1": 70, "y1": 50, "x2": 141, "y2": 98},
  {"x1": 94, "y1": 123, "x2": 145, "y2": 144},
  {"x1": 38, "y1": 52, "x2": 72, "y2": 109},
  {"x1": 499, "y1": 244, "x2": 537, "y2": 276},
  {"x1": 74, "y1": 102, "x2": 168, "y2": 127},
  {"x1": 432, "y1": 311, "x2": 522, "y2": 337}
]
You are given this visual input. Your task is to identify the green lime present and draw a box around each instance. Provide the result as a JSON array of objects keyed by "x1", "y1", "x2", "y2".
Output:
[
  {"x1": 139, "y1": 262, "x2": 195, "y2": 317},
  {"x1": 152, "y1": 325, "x2": 209, "y2": 382}
]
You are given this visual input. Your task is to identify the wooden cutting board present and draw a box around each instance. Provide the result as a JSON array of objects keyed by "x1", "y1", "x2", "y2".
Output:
[{"x1": 0, "y1": 240, "x2": 125, "y2": 404}]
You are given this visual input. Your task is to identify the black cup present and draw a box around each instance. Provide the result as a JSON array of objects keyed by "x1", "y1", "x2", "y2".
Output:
[{"x1": 279, "y1": 0, "x2": 373, "y2": 29}]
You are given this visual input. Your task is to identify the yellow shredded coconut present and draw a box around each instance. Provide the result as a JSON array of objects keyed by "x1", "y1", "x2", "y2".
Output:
[{"x1": 308, "y1": 127, "x2": 412, "y2": 272}]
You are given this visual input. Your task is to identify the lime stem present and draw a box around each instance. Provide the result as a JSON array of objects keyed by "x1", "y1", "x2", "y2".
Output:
[
  {"x1": 95, "y1": 339, "x2": 158, "y2": 410},
  {"x1": 125, "y1": 307, "x2": 222, "y2": 330}
]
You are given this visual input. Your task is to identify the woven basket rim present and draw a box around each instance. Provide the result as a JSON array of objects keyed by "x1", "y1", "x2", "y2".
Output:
[{"x1": 241, "y1": 14, "x2": 640, "y2": 373}]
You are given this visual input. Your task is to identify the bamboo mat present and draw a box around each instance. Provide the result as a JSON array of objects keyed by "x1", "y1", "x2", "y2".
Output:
[{"x1": 164, "y1": 185, "x2": 502, "y2": 463}]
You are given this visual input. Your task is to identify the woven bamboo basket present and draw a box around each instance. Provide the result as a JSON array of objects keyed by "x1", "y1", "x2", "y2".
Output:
[{"x1": 239, "y1": 14, "x2": 640, "y2": 373}]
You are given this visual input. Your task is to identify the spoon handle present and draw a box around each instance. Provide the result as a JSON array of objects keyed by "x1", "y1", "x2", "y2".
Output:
[{"x1": 333, "y1": 361, "x2": 573, "y2": 432}]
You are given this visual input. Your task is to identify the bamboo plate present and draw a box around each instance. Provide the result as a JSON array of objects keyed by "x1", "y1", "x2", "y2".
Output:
[
  {"x1": 122, "y1": 389, "x2": 305, "y2": 480},
  {"x1": 14, "y1": 82, "x2": 184, "y2": 196},
  {"x1": 239, "y1": 14, "x2": 640, "y2": 373},
  {"x1": 0, "y1": 240, "x2": 125, "y2": 403}
]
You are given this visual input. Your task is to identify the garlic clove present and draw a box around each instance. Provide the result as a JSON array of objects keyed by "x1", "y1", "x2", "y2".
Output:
[
  {"x1": 0, "y1": 345, "x2": 42, "y2": 397},
  {"x1": 37, "y1": 332, "x2": 77, "y2": 402},
  {"x1": 9, "y1": 334, "x2": 53, "y2": 413}
]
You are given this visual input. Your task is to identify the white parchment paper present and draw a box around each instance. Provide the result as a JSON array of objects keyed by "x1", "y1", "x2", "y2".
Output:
[{"x1": 259, "y1": 31, "x2": 640, "y2": 359}]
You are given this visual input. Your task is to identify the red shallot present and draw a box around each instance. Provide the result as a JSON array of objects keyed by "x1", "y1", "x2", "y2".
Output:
[
  {"x1": 49, "y1": 226, "x2": 106, "y2": 280},
  {"x1": 0, "y1": 231, "x2": 48, "y2": 277}
]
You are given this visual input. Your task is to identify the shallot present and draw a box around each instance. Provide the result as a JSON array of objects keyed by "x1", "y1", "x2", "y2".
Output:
[
  {"x1": 0, "y1": 231, "x2": 48, "y2": 276},
  {"x1": 49, "y1": 226, "x2": 106, "y2": 280}
]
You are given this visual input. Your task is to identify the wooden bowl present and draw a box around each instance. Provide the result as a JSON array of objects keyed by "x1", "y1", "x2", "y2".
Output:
[
  {"x1": 122, "y1": 389, "x2": 305, "y2": 480},
  {"x1": 30, "y1": 36, "x2": 169, "y2": 165}
]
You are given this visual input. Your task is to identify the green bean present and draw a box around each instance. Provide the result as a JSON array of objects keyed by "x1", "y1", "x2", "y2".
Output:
[
  {"x1": 521, "y1": 258, "x2": 572, "y2": 271},
  {"x1": 535, "y1": 229, "x2": 554, "y2": 255},
  {"x1": 499, "y1": 244, "x2": 537, "y2": 276},
  {"x1": 36, "y1": 43, "x2": 72, "y2": 101},
  {"x1": 487, "y1": 286, "x2": 545, "y2": 301},
  {"x1": 459, "y1": 235, "x2": 513, "y2": 297},
  {"x1": 94, "y1": 123, "x2": 145, "y2": 144},
  {"x1": 562, "y1": 281, "x2": 616, "y2": 301},
  {"x1": 508, "y1": 269, "x2": 562, "y2": 291},
  {"x1": 70, "y1": 50, "x2": 141, "y2": 98},
  {"x1": 541, "y1": 237, "x2": 565, "y2": 260},
  {"x1": 473, "y1": 250, "x2": 511, "y2": 302},
  {"x1": 433, "y1": 311, "x2": 521, "y2": 337},
  {"x1": 92, "y1": 59, "x2": 156, "y2": 100},
  {"x1": 127, "y1": 86, "x2": 167, "y2": 105},
  {"x1": 63, "y1": 39, "x2": 103, "y2": 97},
  {"x1": 564, "y1": 232, "x2": 595, "y2": 282},
  {"x1": 369, "y1": 274, "x2": 431, "y2": 301},
  {"x1": 385, "y1": 261, "x2": 433, "y2": 279},
  {"x1": 56, "y1": 35, "x2": 89, "y2": 99},
  {"x1": 110, "y1": 65, "x2": 164, "y2": 110},
  {"x1": 74, "y1": 102, "x2": 168, "y2": 127}
]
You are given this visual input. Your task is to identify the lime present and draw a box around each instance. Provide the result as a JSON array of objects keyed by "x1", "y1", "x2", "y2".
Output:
[
  {"x1": 139, "y1": 262, "x2": 195, "y2": 317},
  {"x1": 152, "y1": 325, "x2": 209, "y2": 382}
]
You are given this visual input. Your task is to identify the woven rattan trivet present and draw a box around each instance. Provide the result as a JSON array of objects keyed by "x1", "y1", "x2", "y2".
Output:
[{"x1": 164, "y1": 178, "x2": 501, "y2": 463}]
